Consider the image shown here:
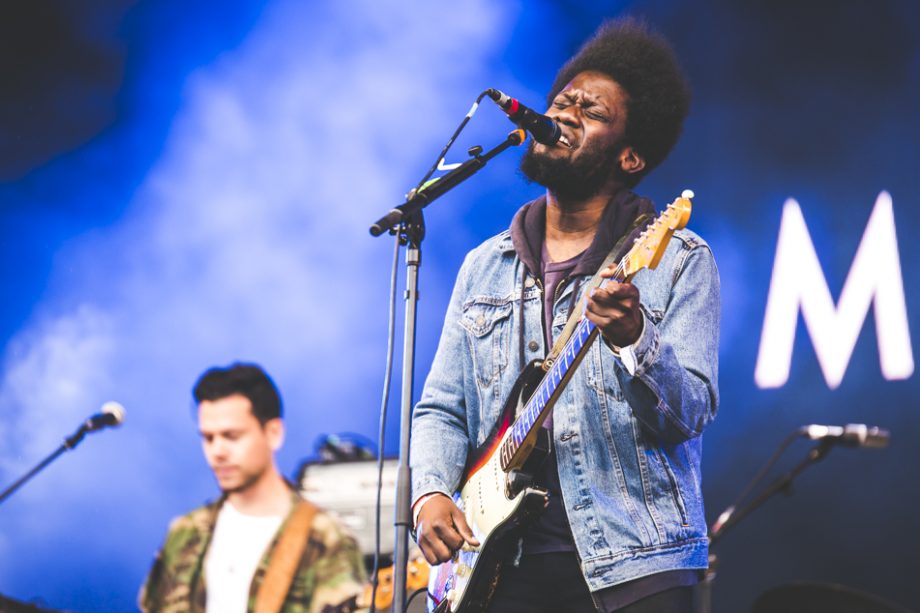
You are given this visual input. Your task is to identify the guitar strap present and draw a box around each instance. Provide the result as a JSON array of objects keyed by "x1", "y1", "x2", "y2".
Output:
[
  {"x1": 253, "y1": 499, "x2": 319, "y2": 613},
  {"x1": 541, "y1": 212, "x2": 652, "y2": 372}
]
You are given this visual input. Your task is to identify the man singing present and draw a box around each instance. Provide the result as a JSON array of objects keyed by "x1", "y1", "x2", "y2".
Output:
[
  {"x1": 140, "y1": 363, "x2": 365, "y2": 613},
  {"x1": 411, "y1": 18, "x2": 719, "y2": 612}
]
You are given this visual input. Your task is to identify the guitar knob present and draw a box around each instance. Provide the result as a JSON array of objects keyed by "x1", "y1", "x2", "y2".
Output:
[{"x1": 681, "y1": 189, "x2": 694, "y2": 199}]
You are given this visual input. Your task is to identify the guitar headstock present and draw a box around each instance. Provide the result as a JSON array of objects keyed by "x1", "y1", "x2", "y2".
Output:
[{"x1": 621, "y1": 190, "x2": 693, "y2": 279}]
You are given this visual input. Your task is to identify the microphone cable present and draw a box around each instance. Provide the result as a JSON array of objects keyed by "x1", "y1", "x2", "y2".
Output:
[
  {"x1": 368, "y1": 230, "x2": 402, "y2": 613},
  {"x1": 710, "y1": 428, "x2": 802, "y2": 539},
  {"x1": 412, "y1": 90, "x2": 495, "y2": 195}
]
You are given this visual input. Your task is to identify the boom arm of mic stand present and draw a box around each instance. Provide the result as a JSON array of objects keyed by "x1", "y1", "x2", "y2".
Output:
[
  {"x1": 369, "y1": 129, "x2": 525, "y2": 237},
  {"x1": 699, "y1": 440, "x2": 835, "y2": 613},
  {"x1": 0, "y1": 424, "x2": 90, "y2": 506},
  {"x1": 709, "y1": 440, "x2": 834, "y2": 545}
]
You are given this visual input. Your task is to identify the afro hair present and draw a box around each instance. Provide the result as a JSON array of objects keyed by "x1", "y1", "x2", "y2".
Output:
[{"x1": 548, "y1": 17, "x2": 691, "y2": 185}]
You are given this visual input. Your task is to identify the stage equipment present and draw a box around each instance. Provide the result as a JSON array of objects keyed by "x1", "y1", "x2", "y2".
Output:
[
  {"x1": 0, "y1": 402, "x2": 125, "y2": 506},
  {"x1": 699, "y1": 423, "x2": 890, "y2": 613},
  {"x1": 752, "y1": 581, "x2": 912, "y2": 613},
  {"x1": 297, "y1": 457, "x2": 399, "y2": 557},
  {"x1": 0, "y1": 593, "x2": 63, "y2": 612},
  {"x1": 358, "y1": 559, "x2": 430, "y2": 613}
]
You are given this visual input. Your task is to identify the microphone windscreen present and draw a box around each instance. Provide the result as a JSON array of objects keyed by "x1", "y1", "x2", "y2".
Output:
[{"x1": 101, "y1": 401, "x2": 126, "y2": 426}]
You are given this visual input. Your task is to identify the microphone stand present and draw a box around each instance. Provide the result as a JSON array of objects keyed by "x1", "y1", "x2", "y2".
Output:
[
  {"x1": 699, "y1": 440, "x2": 835, "y2": 613},
  {"x1": 0, "y1": 423, "x2": 92, "y2": 506},
  {"x1": 368, "y1": 129, "x2": 526, "y2": 613}
]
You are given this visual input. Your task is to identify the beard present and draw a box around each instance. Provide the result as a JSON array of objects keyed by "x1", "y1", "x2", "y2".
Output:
[
  {"x1": 519, "y1": 139, "x2": 624, "y2": 201},
  {"x1": 218, "y1": 471, "x2": 261, "y2": 495},
  {"x1": 212, "y1": 461, "x2": 268, "y2": 495}
]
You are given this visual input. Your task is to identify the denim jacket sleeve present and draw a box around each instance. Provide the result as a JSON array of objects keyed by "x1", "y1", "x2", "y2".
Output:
[
  {"x1": 409, "y1": 251, "x2": 477, "y2": 501},
  {"x1": 609, "y1": 233, "x2": 720, "y2": 443}
]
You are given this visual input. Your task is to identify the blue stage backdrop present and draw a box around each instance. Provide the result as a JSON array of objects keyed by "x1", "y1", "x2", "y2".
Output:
[{"x1": 0, "y1": 1, "x2": 917, "y2": 611}]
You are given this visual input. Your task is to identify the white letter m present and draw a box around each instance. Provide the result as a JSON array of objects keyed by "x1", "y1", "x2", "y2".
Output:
[{"x1": 755, "y1": 191, "x2": 913, "y2": 389}]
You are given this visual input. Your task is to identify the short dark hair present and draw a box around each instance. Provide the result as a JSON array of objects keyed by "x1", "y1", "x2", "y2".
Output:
[
  {"x1": 547, "y1": 17, "x2": 691, "y2": 186},
  {"x1": 193, "y1": 362, "x2": 282, "y2": 424}
]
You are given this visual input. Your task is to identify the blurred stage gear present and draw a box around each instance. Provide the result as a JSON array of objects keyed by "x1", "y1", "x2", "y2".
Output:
[
  {"x1": 297, "y1": 456, "x2": 406, "y2": 558},
  {"x1": 315, "y1": 432, "x2": 376, "y2": 463},
  {"x1": 357, "y1": 559, "x2": 429, "y2": 612},
  {"x1": 699, "y1": 423, "x2": 892, "y2": 613},
  {"x1": 0, "y1": 593, "x2": 63, "y2": 612},
  {"x1": 0, "y1": 401, "x2": 125, "y2": 505},
  {"x1": 752, "y1": 582, "x2": 913, "y2": 613}
]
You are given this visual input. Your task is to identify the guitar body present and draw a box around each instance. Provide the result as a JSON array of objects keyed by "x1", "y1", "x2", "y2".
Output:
[{"x1": 427, "y1": 362, "x2": 550, "y2": 613}]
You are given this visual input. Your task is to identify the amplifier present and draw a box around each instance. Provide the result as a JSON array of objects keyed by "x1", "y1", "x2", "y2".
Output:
[{"x1": 297, "y1": 457, "x2": 404, "y2": 557}]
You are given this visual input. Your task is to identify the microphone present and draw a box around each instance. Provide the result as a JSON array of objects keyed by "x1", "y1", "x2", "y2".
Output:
[
  {"x1": 487, "y1": 88, "x2": 562, "y2": 146},
  {"x1": 61, "y1": 402, "x2": 125, "y2": 450},
  {"x1": 83, "y1": 401, "x2": 126, "y2": 433},
  {"x1": 801, "y1": 424, "x2": 890, "y2": 448}
]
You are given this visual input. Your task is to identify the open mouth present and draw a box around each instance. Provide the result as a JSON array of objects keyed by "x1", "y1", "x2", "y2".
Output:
[{"x1": 558, "y1": 134, "x2": 573, "y2": 149}]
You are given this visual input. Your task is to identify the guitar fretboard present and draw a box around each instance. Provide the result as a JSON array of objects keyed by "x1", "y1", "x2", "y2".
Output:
[
  {"x1": 494, "y1": 195, "x2": 690, "y2": 473},
  {"x1": 498, "y1": 264, "x2": 624, "y2": 471}
]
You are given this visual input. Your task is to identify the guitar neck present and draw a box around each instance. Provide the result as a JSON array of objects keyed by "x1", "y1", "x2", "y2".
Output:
[
  {"x1": 499, "y1": 262, "x2": 627, "y2": 472},
  {"x1": 496, "y1": 191, "x2": 692, "y2": 474}
]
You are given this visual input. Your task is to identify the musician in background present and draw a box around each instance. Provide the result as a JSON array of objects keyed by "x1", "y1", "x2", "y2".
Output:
[
  {"x1": 140, "y1": 363, "x2": 365, "y2": 613},
  {"x1": 411, "y1": 18, "x2": 719, "y2": 612}
]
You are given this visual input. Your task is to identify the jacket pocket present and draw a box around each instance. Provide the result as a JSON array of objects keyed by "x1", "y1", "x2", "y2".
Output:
[
  {"x1": 459, "y1": 297, "x2": 512, "y2": 388},
  {"x1": 651, "y1": 446, "x2": 689, "y2": 527}
]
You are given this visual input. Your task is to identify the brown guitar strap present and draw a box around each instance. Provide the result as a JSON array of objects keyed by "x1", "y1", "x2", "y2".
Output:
[
  {"x1": 253, "y1": 499, "x2": 319, "y2": 613},
  {"x1": 541, "y1": 213, "x2": 651, "y2": 372}
]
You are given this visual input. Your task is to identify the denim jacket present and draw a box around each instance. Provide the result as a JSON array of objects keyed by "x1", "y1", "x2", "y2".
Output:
[{"x1": 410, "y1": 213, "x2": 720, "y2": 591}]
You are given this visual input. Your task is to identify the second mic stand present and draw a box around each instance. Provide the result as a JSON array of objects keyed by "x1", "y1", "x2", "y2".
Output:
[{"x1": 699, "y1": 440, "x2": 835, "y2": 613}]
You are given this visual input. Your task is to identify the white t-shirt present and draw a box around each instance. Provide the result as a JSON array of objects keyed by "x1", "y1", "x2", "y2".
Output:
[{"x1": 205, "y1": 501, "x2": 285, "y2": 613}]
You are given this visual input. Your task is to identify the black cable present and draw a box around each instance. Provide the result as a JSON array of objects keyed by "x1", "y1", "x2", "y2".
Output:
[
  {"x1": 413, "y1": 90, "x2": 492, "y2": 192},
  {"x1": 369, "y1": 231, "x2": 402, "y2": 613},
  {"x1": 710, "y1": 427, "x2": 804, "y2": 540},
  {"x1": 404, "y1": 586, "x2": 428, "y2": 613}
]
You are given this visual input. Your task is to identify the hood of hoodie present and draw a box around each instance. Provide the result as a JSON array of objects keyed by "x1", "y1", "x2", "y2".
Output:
[{"x1": 509, "y1": 189, "x2": 656, "y2": 278}]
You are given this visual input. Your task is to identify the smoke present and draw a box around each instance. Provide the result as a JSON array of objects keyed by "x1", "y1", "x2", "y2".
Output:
[{"x1": 0, "y1": 0, "x2": 510, "y2": 607}]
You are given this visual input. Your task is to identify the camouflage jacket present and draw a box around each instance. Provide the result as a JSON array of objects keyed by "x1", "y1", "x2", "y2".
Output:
[{"x1": 139, "y1": 491, "x2": 366, "y2": 613}]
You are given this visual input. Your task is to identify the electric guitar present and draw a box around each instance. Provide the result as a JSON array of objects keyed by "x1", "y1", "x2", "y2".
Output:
[
  {"x1": 358, "y1": 559, "x2": 430, "y2": 611},
  {"x1": 426, "y1": 191, "x2": 694, "y2": 613}
]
